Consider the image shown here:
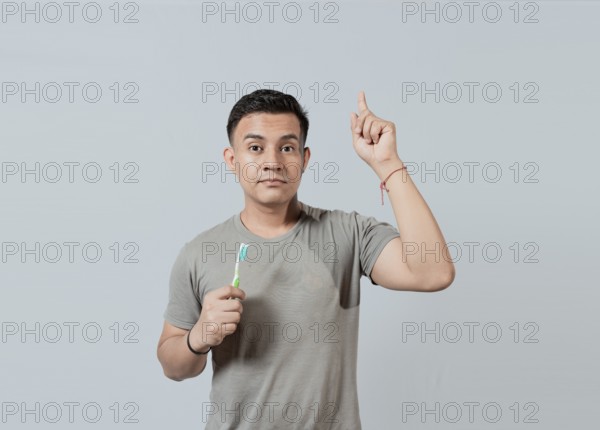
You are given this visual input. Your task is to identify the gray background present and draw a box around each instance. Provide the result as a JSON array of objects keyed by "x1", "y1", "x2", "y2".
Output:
[{"x1": 1, "y1": 0, "x2": 598, "y2": 428}]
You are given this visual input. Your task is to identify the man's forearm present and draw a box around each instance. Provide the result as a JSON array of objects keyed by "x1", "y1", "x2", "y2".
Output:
[
  {"x1": 374, "y1": 158, "x2": 455, "y2": 285},
  {"x1": 158, "y1": 334, "x2": 210, "y2": 381}
]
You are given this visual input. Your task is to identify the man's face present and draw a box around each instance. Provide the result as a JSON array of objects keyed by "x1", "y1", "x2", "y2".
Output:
[{"x1": 224, "y1": 112, "x2": 310, "y2": 207}]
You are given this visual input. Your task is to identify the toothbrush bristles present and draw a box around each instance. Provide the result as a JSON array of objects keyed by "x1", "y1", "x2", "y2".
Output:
[{"x1": 240, "y1": 243, "x2": 248, "y2": 262}]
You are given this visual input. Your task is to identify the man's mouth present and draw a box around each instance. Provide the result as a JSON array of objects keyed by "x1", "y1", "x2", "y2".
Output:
[{"x1": 259, "y1": 178, "x2": 286, "y2": 183}]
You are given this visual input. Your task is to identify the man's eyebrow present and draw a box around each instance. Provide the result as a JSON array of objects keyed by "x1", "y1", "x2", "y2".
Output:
[
  {"x1": 243, "y1": 133, "x2": 300, "y2": 142},
  {"x1": 279, "y1": 134, "x2": 300, "y2": 142},
  {"x1": 243, "y1": 133, "x2": 265, "y2": 141}
]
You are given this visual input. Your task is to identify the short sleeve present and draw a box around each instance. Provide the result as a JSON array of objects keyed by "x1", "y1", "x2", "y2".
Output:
[
  {"x1": 162, "y1": 243, "x2": 201, "y2": 330},
  {"x1": 354, "y1": 212, "x2": 401, "y2": 285}
]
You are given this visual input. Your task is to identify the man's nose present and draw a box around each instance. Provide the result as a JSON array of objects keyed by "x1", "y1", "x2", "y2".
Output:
[
  {"x1": 261, "y1": 148, "x2": 284, "y2": 170},
  {"x1": 261, "y1": 161, "x2": 284, "y2": 174}
]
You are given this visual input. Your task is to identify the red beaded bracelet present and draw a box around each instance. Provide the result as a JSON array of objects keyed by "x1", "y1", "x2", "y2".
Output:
[{"x1": 380, "y1": 166, "x2": 407, "y2": 205}]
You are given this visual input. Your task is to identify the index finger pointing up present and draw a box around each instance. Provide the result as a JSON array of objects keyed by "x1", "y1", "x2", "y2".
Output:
[{"x1": 358, "y1": 90, "x2": 369, "y2": 112}]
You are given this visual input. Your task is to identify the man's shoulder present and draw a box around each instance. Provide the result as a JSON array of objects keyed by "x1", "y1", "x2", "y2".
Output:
[
  {"x1": 301, "y1": 202, "x2": 370, "y2": 241},
  {"x1": 302, "y1": 201, "x2": 362, "y2": 225},
  {"x1": 183, "y1": 214, "x2": 237, "y2": 251},
  {"x1": 302, "y1": 201, "x2": 394, "y2": 239}
]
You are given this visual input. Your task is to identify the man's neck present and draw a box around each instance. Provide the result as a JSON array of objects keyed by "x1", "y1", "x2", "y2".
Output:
[{"x1": 240, "y1": 198, "x2": 302, "y2": 239}]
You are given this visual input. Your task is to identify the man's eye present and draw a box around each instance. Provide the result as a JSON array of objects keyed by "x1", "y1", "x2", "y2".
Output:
[
  {"x1": 282, "y1": 146, "x2": 294, "y2": 152},
  {"x1": 249, "y1": 145, "x2": 261, "y2": 151}
]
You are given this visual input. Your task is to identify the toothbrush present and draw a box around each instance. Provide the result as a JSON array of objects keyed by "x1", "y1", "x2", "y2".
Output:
[{"x1": 231, "y1": 242, "x2": 248, "y2": 288}]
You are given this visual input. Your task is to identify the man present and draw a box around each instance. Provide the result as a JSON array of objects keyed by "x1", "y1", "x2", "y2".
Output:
[{"x1": 157, "y1": 89, "x2": 455, "y2": 429}]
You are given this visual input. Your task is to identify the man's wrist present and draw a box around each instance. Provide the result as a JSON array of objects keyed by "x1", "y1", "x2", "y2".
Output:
[
  {"x1": 187, "y1": 330, "x2": 211, "y2": 355},
  {"x1": 372, "y1": 158, "x2": 405, "y2": 181}
]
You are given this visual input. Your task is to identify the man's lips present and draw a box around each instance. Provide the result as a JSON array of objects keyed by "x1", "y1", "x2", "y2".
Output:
[{"x1": 259, "y1": 178, "x2": 286, "y2": 183}]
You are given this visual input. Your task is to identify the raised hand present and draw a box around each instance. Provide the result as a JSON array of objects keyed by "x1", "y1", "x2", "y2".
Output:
[{"x1": 350, "y1": 90, "x2": 401, "y2": 172}]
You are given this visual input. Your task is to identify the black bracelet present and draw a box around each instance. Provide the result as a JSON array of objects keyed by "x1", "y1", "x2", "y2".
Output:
[{"x1": 187, "y1": 330, "x2": 211, "y2": 355}]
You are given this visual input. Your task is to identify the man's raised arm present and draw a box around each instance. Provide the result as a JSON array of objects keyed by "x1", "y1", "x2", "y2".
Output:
[{"x1": 350, "y1": 91, "x2": 455, "y2": 292}]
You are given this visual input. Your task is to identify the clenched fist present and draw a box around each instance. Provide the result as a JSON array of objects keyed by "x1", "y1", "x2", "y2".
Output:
[{"x1": 188, "y1": 285, "x2": 246, "y2": 352}]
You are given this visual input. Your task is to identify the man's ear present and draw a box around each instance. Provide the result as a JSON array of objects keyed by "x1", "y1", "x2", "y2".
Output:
[
  {"x1": 302, "y1": 146, "x2": 311, "y2": 172},
  {"x1": 223, "y1": 145, "x2": 236, "y2": 171}
]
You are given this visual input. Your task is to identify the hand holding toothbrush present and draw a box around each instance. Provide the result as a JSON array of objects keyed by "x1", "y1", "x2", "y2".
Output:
[
  {"x1": 188, "y1": 243, "x2": 249, "y2": 351},
  {"x1": 188, "y1": 284, "x2": 246, "y2": 351}
]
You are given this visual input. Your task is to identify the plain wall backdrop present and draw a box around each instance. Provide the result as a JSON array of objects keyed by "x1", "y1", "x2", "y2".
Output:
[{"x1": 1, "y1": 0, "x2": 598, "y2": 428}]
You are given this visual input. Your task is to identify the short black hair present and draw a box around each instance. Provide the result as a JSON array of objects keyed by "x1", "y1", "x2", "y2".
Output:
[{"x1": 226, "y1": 89, "x2": 309, "y2": 148}]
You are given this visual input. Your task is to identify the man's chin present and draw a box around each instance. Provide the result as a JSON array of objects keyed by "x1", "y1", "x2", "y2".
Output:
[{"x1": 249, "y1": 194, "x2": 294, "y2": 207}]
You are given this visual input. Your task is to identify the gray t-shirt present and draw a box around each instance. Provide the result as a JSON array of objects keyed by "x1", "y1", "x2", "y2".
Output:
[{"x1": 163, "y1": 201, "x2": 400, "y2": 429}]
